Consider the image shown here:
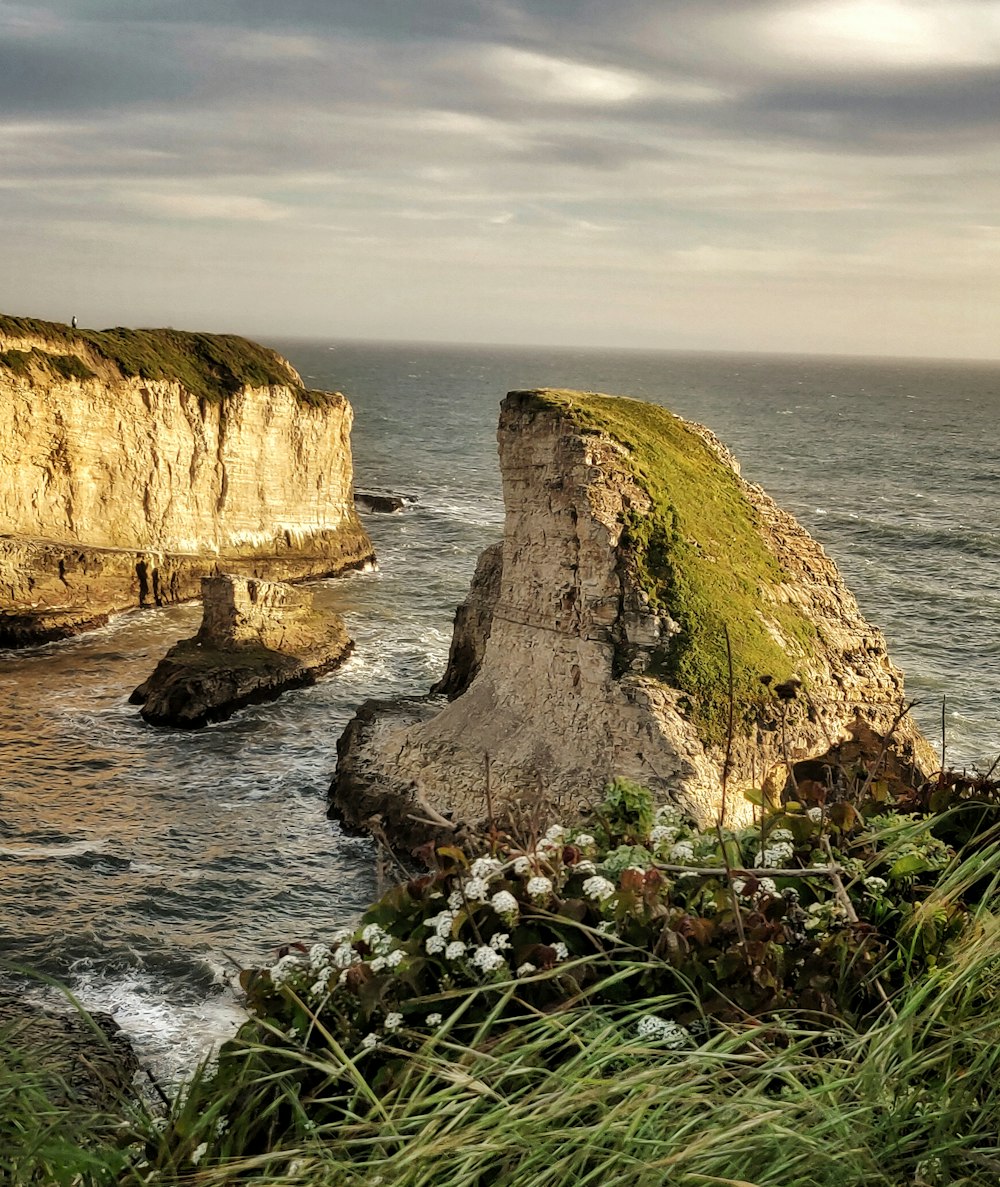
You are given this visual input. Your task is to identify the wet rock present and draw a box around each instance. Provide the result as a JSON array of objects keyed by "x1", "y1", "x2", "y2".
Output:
[
  {"x1": 131, "y1": 573, "x2": 352, "y2": 728},
  {"x1": 355, "y1": 491, "x2": 415, "y2": 513}
]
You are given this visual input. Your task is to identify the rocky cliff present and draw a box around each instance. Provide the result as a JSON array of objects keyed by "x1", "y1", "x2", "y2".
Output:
[
  {"x1": 0, "y1": 315, "x2": 373, "y2": 644},
  {"x1": 332, "y1": 389, "x2": 933, "y2": 844}
]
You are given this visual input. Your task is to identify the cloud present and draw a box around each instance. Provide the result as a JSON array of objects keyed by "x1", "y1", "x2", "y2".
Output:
[{"x1": 0, "y1": 0, "x2": 997, "y2": 356}]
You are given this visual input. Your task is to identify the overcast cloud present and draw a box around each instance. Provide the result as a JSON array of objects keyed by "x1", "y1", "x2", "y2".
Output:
[{"x1": 1, "y1": 0, "x2": 998, "y2": 356}]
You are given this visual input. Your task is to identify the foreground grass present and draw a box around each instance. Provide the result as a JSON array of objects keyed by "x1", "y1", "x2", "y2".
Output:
[{"x1": 7, "y1": 921, "x2": 1000, "y2": 1186}]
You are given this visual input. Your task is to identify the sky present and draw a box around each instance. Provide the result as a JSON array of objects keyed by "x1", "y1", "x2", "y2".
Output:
[{"x1": 1, "y1": 0, "x2": 998, "y2": 358}]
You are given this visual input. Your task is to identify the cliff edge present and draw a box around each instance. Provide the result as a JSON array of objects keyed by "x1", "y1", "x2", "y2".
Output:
[
  {"x1": 332, "y1": 389, "x2": 933, "y2": 843},
  {"x1": 0, "y1": 314, "x2": 374, "y2": 645}
]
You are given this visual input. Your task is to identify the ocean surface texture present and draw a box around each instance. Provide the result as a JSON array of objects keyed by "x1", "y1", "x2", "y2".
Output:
[{"x1": 1, "y1": 342, "x2": 997, "y2": 1079}]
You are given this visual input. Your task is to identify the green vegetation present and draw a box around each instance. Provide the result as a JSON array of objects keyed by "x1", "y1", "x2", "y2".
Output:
[
  {"x1": 5, "y1": 764, "x2": 1000, "y2": 1185},
  {"x1": 7, "y1": 771, "x2": 1000, "y2": 1184},
  {"x1": 517, "y1": 389, "x2": 817, "y2": 743},
  {"x1": 0, "y1": 313, "x2": 336, "y2": 407},
  {"x1": 0, "y1": 347, "x2": 97, "y2": 382}
]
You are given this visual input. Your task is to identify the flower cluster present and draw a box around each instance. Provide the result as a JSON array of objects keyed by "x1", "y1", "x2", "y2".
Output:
[{"x1": 250, "y1": 777, "x2": 966, "y2": 1068}]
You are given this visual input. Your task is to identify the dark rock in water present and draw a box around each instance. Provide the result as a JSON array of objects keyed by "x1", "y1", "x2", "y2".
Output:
[
  {"x1": 355, "y1": 491, "x2": 414, "y2": 514},
  {"x1": 431, "y1": 541, "x2": 502, "y2": 699},
  {"x1": 0, "y1": 993, "x2": 139, "y2": 1109},
  {"x1": 131, "y1": 573, "x2": 352, "y2": 728}
]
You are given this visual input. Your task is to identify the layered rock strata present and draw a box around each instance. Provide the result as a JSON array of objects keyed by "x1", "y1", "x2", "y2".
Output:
[
  {"x1": 131, "y1": 573, "x2": 352, "y2": 727},
  {"x1": 332, "y1": 389, "x2": 933, "y2": 846},
  {"x1": 0, "y1": 315, "x2": 373, "y2": 645}
]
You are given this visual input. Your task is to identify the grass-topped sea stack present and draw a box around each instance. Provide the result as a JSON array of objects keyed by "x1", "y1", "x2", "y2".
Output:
[
  {"x1": 0, "y1": 314, "x2": 373, "y2": 645},
  {"x1": 333, "y1": 389, "x2": 934, "y2": 840}
]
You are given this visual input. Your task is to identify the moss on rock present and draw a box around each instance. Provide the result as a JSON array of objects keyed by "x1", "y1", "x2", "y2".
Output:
[
  {"x1": 0, "y1": 313, "x2": 336, "y2": 407},
  {"x1": 520, "y1": 389, "x2": 818, "y2": 745}
]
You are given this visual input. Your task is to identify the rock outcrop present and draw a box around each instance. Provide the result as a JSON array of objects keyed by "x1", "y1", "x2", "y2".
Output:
[
  {"x1": 430, "y1": 541, "x2": 502, "y2": 699},
  {"x1": 0, "y1": 314, "x2": 374, "y2": 646},
  {"x1": 332, "y1": 389, "x2": 933, "y2": 845},
  {"x1": 0, "y1": 994, "x2": 139, "y2": 1110},
  {"x1": 130, "y1": 573, "x2": 352, "y2": 727}
]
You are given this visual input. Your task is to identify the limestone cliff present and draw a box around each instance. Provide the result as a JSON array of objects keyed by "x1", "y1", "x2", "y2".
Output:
[
  {"x1": 332, "y1": 389, "x2": 933, "y2": 844},
  {"x1": 0, "y1": 315, "x2": 373, "y2": 644}
]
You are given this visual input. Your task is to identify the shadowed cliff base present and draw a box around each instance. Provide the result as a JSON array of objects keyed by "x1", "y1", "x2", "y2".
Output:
[
  {"x1": 0, "y1": 313, "x2": 374, "y2": 646},
  {"x1": 331, "y1": 389, "x2": 934, "y2": 848}
]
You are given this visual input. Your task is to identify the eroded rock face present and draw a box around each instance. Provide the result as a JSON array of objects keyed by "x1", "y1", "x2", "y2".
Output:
[
  {"x1": 131, "y1": 574, "x2": 352, "y2": 727},
  {"x1": 431, "y1": 541, "x2": 502, "y2": 699},
  {"x1": 332, "y1": 389, "x2": 933, "y2": 846},
  {"x1": 0, "y1": 317, "x2": 374, "y2": 645}
]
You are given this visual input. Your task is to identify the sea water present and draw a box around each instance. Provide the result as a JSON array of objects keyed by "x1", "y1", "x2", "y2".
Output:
[{"x1": 1, "y1": 341, "x2": 997, "y2": 1080}]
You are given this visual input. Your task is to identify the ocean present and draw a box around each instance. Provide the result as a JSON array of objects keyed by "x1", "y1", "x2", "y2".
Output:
[{"x1": 1, "y1": 340, "x2": 998, "y2": 1080}]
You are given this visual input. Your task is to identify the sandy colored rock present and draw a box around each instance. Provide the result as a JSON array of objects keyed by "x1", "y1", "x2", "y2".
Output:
[
  {"x1": 0, "y1": 316, "x2": 374, "y2": 645},
  {"x1": 431, "y1": 540, "x2": 502, "y2": 699},
  {"x1": 332, "y1": 389, "x2": 933, "y2": 846},
  {"x1": 131, "y1": 574, "x2": 353, "y2": 727}
]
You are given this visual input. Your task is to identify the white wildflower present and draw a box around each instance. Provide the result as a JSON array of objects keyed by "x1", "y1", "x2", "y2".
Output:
[
  {"x1": 513, "y1": 856, "x2": 533, "y2": 876},
  {"x1": 428, "y1": 910, "x2": 456, "y2": 938},
  {"x1": 190, "y1": 1141, "x2": 208, "y2": 1167},
  {"x1": 360, "y1": 1032, "x2": 378, "y2": 1050},
  {"x1": 574, "y1": 860, "x2": 597, "y2": 876},
  {"x1": 361, "y1": 923, "x2": 391, "y2": 954},
  {"x1": 552, "y1": 941, "x2": 569, "y2": 961},
  {"x1": 650, "y1": 824, "x2": 681, "y2": 848},
  {"x1": 655, "y1": 804, "x2": 684, "y2": 826},
  {"x1": 370, "y1": 956, "x2": 387, "y2": 973},
  {"x1": 757, "y1": 878, "x2": 778, "y2": 897},
  {"x1": 471, "y1": 945, "x2": 507, "y2": 974},
  {"x1": 445, "y1": 940, "x2": 467, "y2": 961},
  {"x1": 596, "y1": 920, "x2": 618, "y2": 934},
  {"x1": 526, "y1": 875, "x2": 553, "y2": 901},
  {"x1": 864, "y1": 876, "x2": 889, "y2": 894},
  {"x1": 517, "y1": 962, "x2": 538, "y2": 977},
  {"x1": 806, "y1": 807, "x2": 824, "y2": 822},
  {"x1": 669, "y1": 840, "x2": 696, "y2": 863},
  {"x1": 490, "y1": 932, "x2": 512, "y2": 951},
  {"x1": 731, "y1": 878, "x2": 748, "y2": 897},
  {"x1": 329, "y1": 927, "x2": 352, "y2": 946},
  {"x1": 269, "y1": 953, "x2": 303, "y2": 987},
  {"x1": 310, "y1": 978, "x2": 330, "y2": 997},
  {"x1": 426, "y1": 1013, "x2": 443, "y2": 1027},
  {"x1": 771, "y1": 828, "x2": 794, "y2": 843},
  {"x1": 425, "y1": 934, "x2": 446, "y2": 955},
  {"x1": 384, "y1": 1011, "x2": 403, "y2": 1031},
  {"x1": 491, "y1": 890, "x2": 519, "y2": 919},
  {"x1": 333, "y1": 943, "x2": 358, "y2": 969},
  {"x1": 545, "y1": 823, "x2": 567, "y2": 842},
  {"x1": 755, "y1": 842, "x2": 793, "y2": 867},
  {"x1": 385, "y1": 948, "x2": 405, "y2": 968},
  {"x1": 447, "y1": 890, "x2": 465, "y2": 911},
  {"x1": 582, "y1": 875, "x2": 616, "y2": 902},
  {"x1": 308, "y1": 943, "x2": 332, "y2": 970},
  {"x1": 636, "y1": 1015, "x2": 691, "y2": 1049},
  {"x1": 572, "y1": 833, "x2": 596, "y2": 849},
  {"x1": 462, "y1": 876, "x2": 490, "y2": 902},
  {"x1": 471, "y1": 856, "x2": 503, "y2": 881}
]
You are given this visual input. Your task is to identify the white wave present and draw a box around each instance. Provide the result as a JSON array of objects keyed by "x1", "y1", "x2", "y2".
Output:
[{"x1": 0, "y1": 837, "x2": 108, "y2": 860}]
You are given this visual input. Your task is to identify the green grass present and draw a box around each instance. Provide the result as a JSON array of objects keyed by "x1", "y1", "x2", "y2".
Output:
[
  {"x1": 513, "y1": 389, "x2": 818, "y2": 744},
  {"x1": 0, "y1": 313, "x2": 337, "y2": 407}
]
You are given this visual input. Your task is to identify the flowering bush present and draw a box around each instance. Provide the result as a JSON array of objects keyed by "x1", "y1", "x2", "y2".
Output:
[{"x1": 237, "y1": 776, "x2": 971, "y2": 1094}]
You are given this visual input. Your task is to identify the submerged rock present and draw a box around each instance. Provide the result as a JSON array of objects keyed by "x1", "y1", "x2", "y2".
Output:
[
  {"x1": 131, "y1": 573, "x2": 352, "y2": 728},
  {"x1": 332, "y1": 389, "x2": 933, "y2": 847}
]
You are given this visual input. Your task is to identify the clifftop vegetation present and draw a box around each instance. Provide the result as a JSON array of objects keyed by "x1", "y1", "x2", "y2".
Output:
[
  {"x1": 0, "y1": 314, "x2": 335, "y2": 407},
  {"x1": 512, "y1": 389, "x2": 817, "y2": 744}
]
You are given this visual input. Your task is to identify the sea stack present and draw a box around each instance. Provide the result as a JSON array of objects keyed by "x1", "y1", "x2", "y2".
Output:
[
  {"x1": 0, "y1": 314, "x2": 373, "y2": 646},
  {"x1": 332, "y1": 389, "x2": 934, "y2": 845},
  {"x1": 130, "y1": 573, "x2": 352, "y2": 727}
]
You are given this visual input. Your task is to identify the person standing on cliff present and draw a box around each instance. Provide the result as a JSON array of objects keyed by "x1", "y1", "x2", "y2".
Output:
[{"x1": 71, "y1": 316, "x2": 77, "y2": 329}]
